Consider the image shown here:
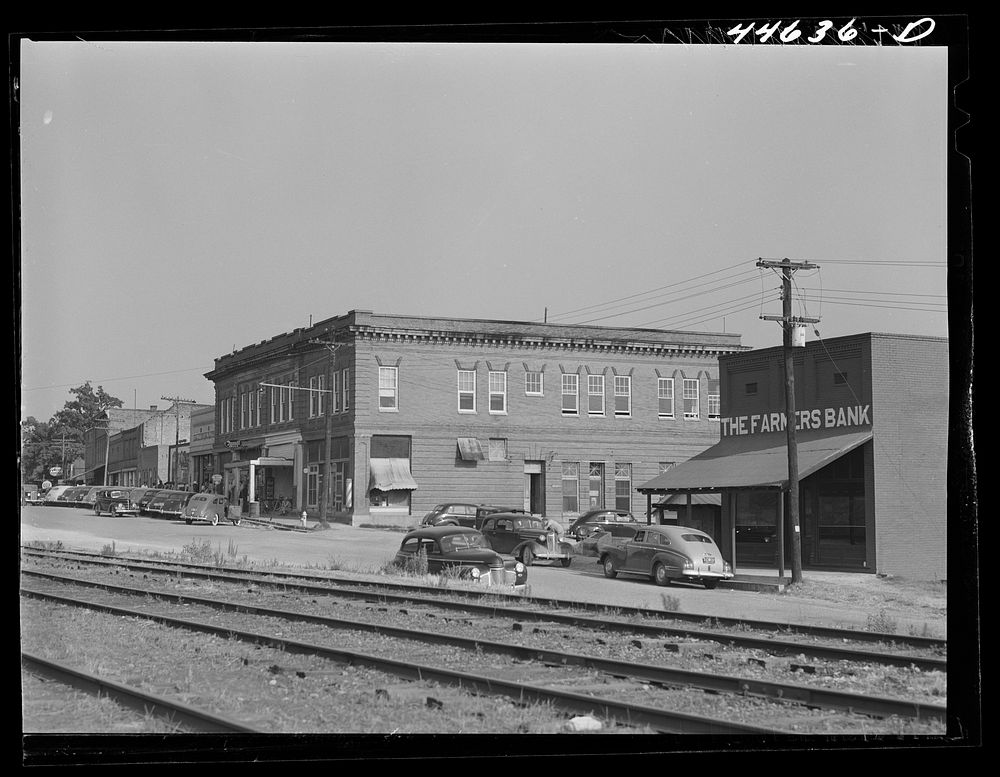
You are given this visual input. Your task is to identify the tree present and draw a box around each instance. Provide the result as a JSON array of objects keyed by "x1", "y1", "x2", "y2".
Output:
[{"x1": 20, "y1": 383, "x2": 124, "y2": 483}]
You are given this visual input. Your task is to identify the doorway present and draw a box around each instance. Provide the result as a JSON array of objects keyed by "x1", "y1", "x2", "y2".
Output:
[{"x1": 523, "y1": 460, "x2": 545, "y2": 516}]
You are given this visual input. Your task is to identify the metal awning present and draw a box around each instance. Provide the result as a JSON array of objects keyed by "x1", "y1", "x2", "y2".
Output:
[
  {"x1": 369, "y1": 458, "x2": 418, "y2": 491},
  {"x1": 658, "y1": 493, "x2": 723, "y2": 507},
  {"x1": 456, "y1": 437, "x2": 485, "y2": 461},
  {"x1": 638, "y1": 429, "x2": 873, "y2": 493},
  {"x1": 251, "y1": 457, "x2": 294, "y2": 467}
]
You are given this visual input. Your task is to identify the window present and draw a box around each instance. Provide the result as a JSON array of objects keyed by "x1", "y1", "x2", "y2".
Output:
[
  {"x1": 561, "y1": 462, "x2": 580, "y2": 513},
  {"x1": 707, "y1": 379, "x2": 720, "y2": 420},
  {"x1": 278, "y1": 384, "x2": 289, "y2": 422},
  {"x1": 240, "y1": 392, "x2": 248, "y2": 429},
  {"x1": 488, "y1": 438, "x2": 507, "y2": 461},
  {"x1": 270, "y1": 384, "x2": 278, "y2": 423},
  {"x1": 306, "y1": 464, "x2": 321, "y2": 508},
  {"x1": 379, "y1": 367, "x2": 398, "y2": 411},
  {"x1": 658, "y1": 461, "x2": 675, "y2": 474},
  {"x1": 588, "y1": 462, "x2": 605, "y2": 509},
  {"x1": 615, "y1": 463, "x2": 632, "y2": 511},
  {"x1": 488, "y1": 371, "x2": 507, "y2": 413},
  {"x1": 457, "y1": 370, "x2": 476, "y2": 412},
  {"x1": 342, "y1": 369, "x2": 350, "y2": 411},
  {"x1": 834, "y1": 372, "x2": 848, "y2": 385},
  {"x1": 333, "y1": 370, "x2": 342, "y2": 413},
  {"x1": 253, "y1": 388, "x2": 261, "y2": 426},
  {"x1": 745, "y1": 382, "x2": 758, "y2": 395},
  {"x1": 683, "y1": 378, "x2": 700, "y2": 419},
  {"x1": 561, "y1": 374, "x2": 579, "y2": 415},
  {"x1": 588, "y1": 375, "x2": 605, "y2": 415},
  {"x1": 658, "y1": 378, "x2": 674, "y2": 418},
  {"x1": 288, "y1": 379, "x2": 297, "y2": 419},
  {"x1": 614, "y1": 375, "x2": 631, "y2": 417},
  {"x1": 309, "y1": 376, "x2": 322, "y2": 417},
  {"x1": 525, "y1": 371, "x2": 543, "y2": 395}
]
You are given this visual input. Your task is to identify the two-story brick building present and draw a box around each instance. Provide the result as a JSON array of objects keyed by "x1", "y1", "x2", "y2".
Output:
[
  {"x1": 204, "y1": 310, "x2": 746, "y2": 526},
  {"x1": 638, "y1": 332, "x2": 948, "y2": 580}
]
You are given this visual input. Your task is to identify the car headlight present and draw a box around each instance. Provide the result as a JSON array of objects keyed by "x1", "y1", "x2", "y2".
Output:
[
  {"x1": 470, "y1": 567, "x2": 481, "y2": 578},
  {"x1": 515, "y1": 562, "x2": 525, "y2": 573}
]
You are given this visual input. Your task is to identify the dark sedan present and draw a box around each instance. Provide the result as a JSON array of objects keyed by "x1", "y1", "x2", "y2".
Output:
[
  {"x1": 93, "y1": 488, "x2": 139, "y2": 517},
  {"x1": 566, "y1": 509, "x2": 639, "y2": 541},
  {"x1": 479, "y1": 513, "x2": 573, "y2": 567},
  {"x1": 393, "y1": 526, "x2": 527, "y2": 590},
  {"x1": 184, "y1": 493, "x2": 236, "y2": 526}
]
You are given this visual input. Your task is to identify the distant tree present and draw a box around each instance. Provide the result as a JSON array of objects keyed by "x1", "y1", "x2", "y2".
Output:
[{"x1": 21, "y1": 383, "x2": 124, "y2": 483}]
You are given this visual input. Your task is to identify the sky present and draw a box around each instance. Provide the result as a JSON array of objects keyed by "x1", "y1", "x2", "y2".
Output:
[{"x1": 17, "y1": 33, "x2": 951, "y2": 423}]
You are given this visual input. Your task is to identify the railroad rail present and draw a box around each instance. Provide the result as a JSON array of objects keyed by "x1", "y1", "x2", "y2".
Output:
[
  {"x1": 20, "y1": 549, "x2": 946, "y2": 671},
  {"x1": 21, "y1": 570, "x2": 946, "y2": 724}
]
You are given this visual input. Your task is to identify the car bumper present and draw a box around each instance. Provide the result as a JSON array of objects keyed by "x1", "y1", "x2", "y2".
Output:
[{"x1": 681, "y1": 570, "x2": 735, "y2": 580}]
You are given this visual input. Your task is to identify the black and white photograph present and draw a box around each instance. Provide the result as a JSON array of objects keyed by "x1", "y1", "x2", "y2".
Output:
[{"x1": 16, "y1": 16, "x2": 976, "y2": 763}]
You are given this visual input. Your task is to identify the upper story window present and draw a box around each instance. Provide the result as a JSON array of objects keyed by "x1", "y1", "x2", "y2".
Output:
[
  {"x1": 588, "y1": 375, "x2": 605, "y2": 416},
  {"x1": 745, "y1": 382, "x2": 758, "y2": 395},
  {"x1": 488, "y1": 371, "x2": 507, "y2": 414},
  {"x1": 561, "y1": 373, "x2": 579, "y2": 416},
  {"x1": 240, "y1": 391, "x2": 248, "y2": 429},
  {"x1": 309, "y1": 374, "x2": 327, "y2": 417},
  {"x1": 683, "y1": 378, "x2": 700, "y2": 419},
  {"x1": 488, "y1": 438, "x2": 507, "y2": 461},
  {"x1": 614, "y1": 375, "x2": 631, "y2": 417},
  {"x1": 658, "y1": 378, "x2": 674, "y2": 419},
  {"x1": 342, "y1": 369, "x2": 351, "y2": 411},
  {"x1": 379, "y1": 367, "x2": 398, "y2": 411},
  {"x1": 457, "y1": 370, "x2": 476, "y2": 413},
  {"x1": 707, "y1": 379, "x2": 720, "y2": 420},
  {"x1": 525, "y1": 371, "x2": 543, "y2": 396},
  {"x1": 333, "y1": 370, "x2": 342, "y2": 413}
]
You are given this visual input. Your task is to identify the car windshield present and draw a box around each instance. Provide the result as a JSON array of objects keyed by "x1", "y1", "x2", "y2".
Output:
[
  {"x1": 516, "y1": 518, "x2": 544, "y2": 530},
  {"x1": 439, "y1": 533, "x2": 486, "y2": 552}
]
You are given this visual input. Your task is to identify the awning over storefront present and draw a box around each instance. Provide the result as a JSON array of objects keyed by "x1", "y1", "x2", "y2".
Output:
[
  {"x1": 251, "y1": 457, "x2": 294, "y2": 467},
  {"x1": 659, "y1": 493, "x2": 722, "y2": 507},
  {"x1": 638, "y1": 429, "x2": 873, "y2": 493},
  {"x1": 456, "y1": 437, "x2": 485, "y2": 461},
  {"x1": 369, "y1": 458, "x2": 418, "y2": 491}
]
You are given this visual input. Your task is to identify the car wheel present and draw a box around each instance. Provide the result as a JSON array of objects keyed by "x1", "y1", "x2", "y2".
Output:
[
  {"x1": 111, "y1": 506, "x2": 119, "y2": 517},
  {"x1": 601, "y1": 555, "x2": 618, "y2": 579},
  {"x1": 185, "y1": 519, "x2": 193, "y2": 525},
  {"x1": 704, "y1": 580, "x2": 718, "y2": 590},
  {"x1": 560, "y1": 557, "x2": 572, "y2": 568},
  {"x1": 520, "y1": 546, "x2": 534, "y2": 566},
  {"x1": 94, "y1": 507, "x2": 101, "y2": 516},
  {"x1": 653, "y1": 563, "x2": 670, "y2": 587},
  {"x1": 232, "y1": 516, "x2": 241, "y2": 526},
  {"x1": 211, "y1": 513, "x2": 219, "y2": 526}
]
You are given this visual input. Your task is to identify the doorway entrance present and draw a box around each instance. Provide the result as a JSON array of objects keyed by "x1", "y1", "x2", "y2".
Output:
[{"x1": 523, "y1": 460, "x2": 546, "y2": 516}]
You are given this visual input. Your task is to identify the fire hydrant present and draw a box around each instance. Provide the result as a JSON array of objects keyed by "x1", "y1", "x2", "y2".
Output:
[{"x1": 300, "y1": 510, "x2": 309, "y2": 528}]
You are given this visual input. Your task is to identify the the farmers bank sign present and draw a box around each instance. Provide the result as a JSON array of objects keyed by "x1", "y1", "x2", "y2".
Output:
[{"x1": 720, "y1": 404, "x2": 872, "y2": 437}]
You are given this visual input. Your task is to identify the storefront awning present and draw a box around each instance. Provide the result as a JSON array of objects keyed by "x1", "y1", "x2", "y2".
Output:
[
  {"x1": 658, "y1": 493, "x2": 722, "y2": 507},
  {"x1": 456, "y1": 437, "x2": 485, "y2": 461},
  {"x1": 369, "y1": 458, "x2": 418, "y2": 491},
  {"x1": 251, "y1": 457, "x2": 294, "y2": 467},
  {"x1": 638, "y1": 429, "x2": 873, "y2": 493}
]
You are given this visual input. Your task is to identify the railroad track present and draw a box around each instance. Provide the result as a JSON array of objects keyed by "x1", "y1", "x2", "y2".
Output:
[
  {"x1": 21, "y1": 547, "x2": 947, "y2": 669},
  {"x1": 21, "y1": 551, "x2": 947, "y2": 734}
]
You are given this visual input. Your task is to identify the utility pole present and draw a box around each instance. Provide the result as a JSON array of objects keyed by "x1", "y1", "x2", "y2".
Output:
[
  {"x1": 309, "y1": 336, "x2": 345, "y2": 529},
  {"x1": 161, "y1": 396, "x2": 196, "y2": 486},
  {"x1": 757, "y1": 258, "x2": 820, "y2": 585}
]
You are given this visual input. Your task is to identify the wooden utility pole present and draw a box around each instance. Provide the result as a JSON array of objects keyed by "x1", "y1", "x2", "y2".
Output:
[
  {"x1": 308, "y1": 336, "x2": 344, "y2": 529},
  {"x1": 161, "y1": 396, "x2": 196, "y2": 486},
  {"x1": 757, "y1": 258, "x2": 820, "y2": 585}
]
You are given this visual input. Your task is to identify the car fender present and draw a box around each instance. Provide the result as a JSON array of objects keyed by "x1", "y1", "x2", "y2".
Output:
[{"x1": 652, "y1": 548, "x2": 686, "y2": 573}]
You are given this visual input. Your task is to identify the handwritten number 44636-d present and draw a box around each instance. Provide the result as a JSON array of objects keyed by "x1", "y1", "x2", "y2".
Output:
[{"x1": 725, "y1": 18, "x2": 935, "y2": 45}]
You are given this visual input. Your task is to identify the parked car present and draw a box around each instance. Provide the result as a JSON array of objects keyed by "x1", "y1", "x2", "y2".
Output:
[
  {"x1": 566, "y1": 509, "x2": 640, "y2": 541},
  {"x1": 419, "y1": 503, "x2": 481, "y2": 528},
  {"x1": 42, "y1": 485, "x2": 73, "y2": 505},
  {"x1": 57, "y1": 486, "x2": 89, "y2": 506},
  {"x1": 393, "y1": 526, "x2": 527, "y2": 590},
  {"x1": 479, "y1": 513, "x2": 574, "y2": 567},
  {"x1": 599, "y1": 524, "x2": 734, "y2": 589},
  {"x1": 128, "y1": 487, "x2": 153, "y2": 508},
  {"x1": 474, "y1": 505, "x2": 528, "y2": 529},
  {"x1": 184, "y1": 493, "x2": 236, "y2": 526},
  {"x1": 577, "y1": 524, "x2": 639, "y2": 558},
  {"x1": 93, "y1": 488, "x2": 139, "y2": 517},
  {"x1": 78, "y1": 486, "x2": 102, "y2": 509},
  {"x1": 22, "y1": 485, "x2": 41, "y2": 505},
  {"x1": 148, "y1": 490, "x2": 195, "y2": 518},
  {"x1": 137, "y1": 489, "x2": 167, "y2": 515}
]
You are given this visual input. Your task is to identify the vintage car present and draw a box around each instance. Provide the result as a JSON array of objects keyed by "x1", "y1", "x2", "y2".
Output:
[
  {"x1": 577, "y1": 524, "x2": 640, "y2": 558},
  {"x1": 57, "y1": 486, "x2": 89, "y2": 506},
  {"x1": 599, "y1": 524, "x2": 734, "y2": 589},
  {"x1": 22, "y1": 485, "x2": 42, "y2": 505},
  {"x1": 93, "y1": 488, "x2": 140, "y2": 517},
  {"x1": 566, "y1": 509, "x2": 640, "y2": 541},
  {"x1": 474, "y1": 505, "x2": 528, "y2": 529},
  {"x1": 184, "y1": 493, "x2": 237, "y2": 526},
  {"x1": 78, "y1": 486, "x2": 102, "y2": 509},
  {"x1": 42, "y1": 485, "x2": 73, "y2": 505},
  {"x1": 137, "y1": 489, "x2": 167, "y2": 515},
  {"x1": 419, "y1": 503, "x2": 481, "y2": 528},
  {"x1": 148, "y1": 490, "x2": 195, "y2": 518},
  {"x1": 393, "y1": 526, "x2": 527, "y2": 590},
  {"x1": 479, "y1": 513, "x2": 574, "y2": 567}
]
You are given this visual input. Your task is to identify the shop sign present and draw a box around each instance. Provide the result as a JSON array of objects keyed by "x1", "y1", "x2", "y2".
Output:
[
  {"x1": 212, "y1": 474, "x2": 223, "y2": 484},
  {"x1": 721, "y1": 404, "x2": 871, "y2": 437},
  {"x1": 49, "y1": 466, "x2": 63, "y2": 476},
  {"x1": 226, "y1": 440, "x2": 244, "y2": 449}
]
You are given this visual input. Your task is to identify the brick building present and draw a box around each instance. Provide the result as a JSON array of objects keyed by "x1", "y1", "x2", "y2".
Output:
[
  {"x1": 204, "y1": 310, "x2": 746, "y2": 525},
  {"x1": 638, "y1": 333, "x2": 948, "y2": 580}
]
